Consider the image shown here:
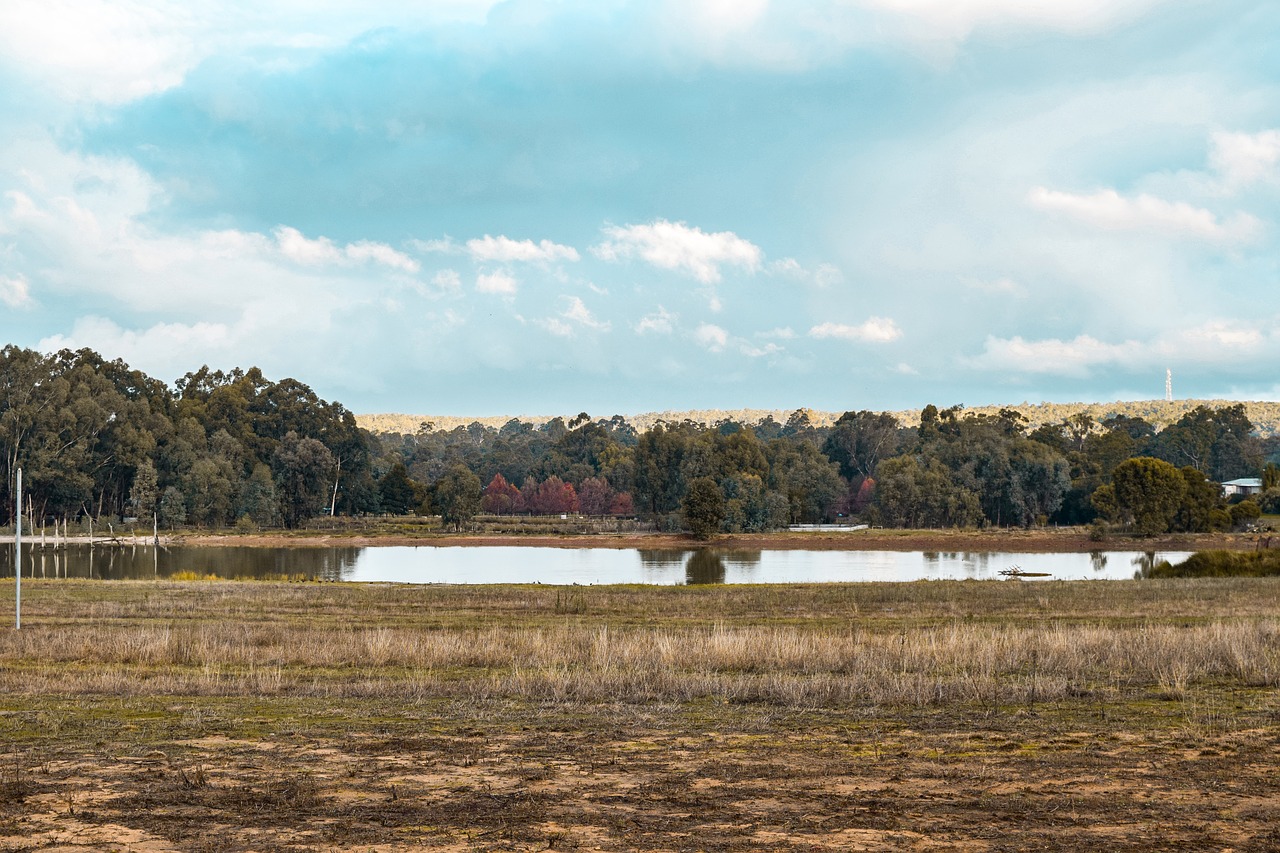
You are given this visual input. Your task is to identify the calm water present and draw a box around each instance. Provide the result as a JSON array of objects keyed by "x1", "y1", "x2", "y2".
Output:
[{"x1": 0, "y1": 545, "x2": 1193, "y2": 584}]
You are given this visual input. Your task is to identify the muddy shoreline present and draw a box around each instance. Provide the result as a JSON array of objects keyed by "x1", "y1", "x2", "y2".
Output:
[{"x1": 171, "y1": 527, "x2": 1261, "y2": 553}]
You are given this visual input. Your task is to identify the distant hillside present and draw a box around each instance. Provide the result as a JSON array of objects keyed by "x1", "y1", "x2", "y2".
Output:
[{"x1": 357, "y1": 399, "x2": 1280, "y2": 438}]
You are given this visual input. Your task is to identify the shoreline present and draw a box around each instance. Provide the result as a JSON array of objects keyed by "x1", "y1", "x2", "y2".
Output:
[
  {"x1": 1, "y1": 528, "x2": 1264, "y2": 553},
  {"x1": 166, "y1": 527, "x2": 1263, "y2": 553}
]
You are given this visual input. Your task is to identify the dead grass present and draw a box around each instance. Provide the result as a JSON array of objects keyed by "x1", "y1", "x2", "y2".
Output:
[{"x1": 1, "y1": 578, "x2": 1279, "y2": 850}]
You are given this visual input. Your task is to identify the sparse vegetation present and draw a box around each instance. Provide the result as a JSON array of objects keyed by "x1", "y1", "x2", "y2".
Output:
[{"x1": 2, "y1": 578, "x2": 1280, "y2": 848}]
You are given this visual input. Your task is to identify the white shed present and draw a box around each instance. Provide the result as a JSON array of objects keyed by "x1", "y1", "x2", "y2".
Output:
[{"x1": 1221, "y1": 478, "x2": 1263, "y2": 497}]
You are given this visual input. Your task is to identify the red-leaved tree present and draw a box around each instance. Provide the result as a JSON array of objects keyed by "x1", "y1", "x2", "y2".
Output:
[
  {"x1": 531, "y1": 476, "x2": 579, "y2": 514},
  {"x1": 609, "y1": 491, "x2": 635, "y2": 517},
  {"x1": 481, "y1": 473, "x2": 520, "y2": 514},
  {"x1": 577, "y1": 476, "x2": 615, "y2": 516}
]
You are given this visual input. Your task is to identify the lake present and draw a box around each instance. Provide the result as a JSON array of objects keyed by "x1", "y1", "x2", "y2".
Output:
[{"x1": 0, "y1": 544, "x2": 1193, "y2": 584}]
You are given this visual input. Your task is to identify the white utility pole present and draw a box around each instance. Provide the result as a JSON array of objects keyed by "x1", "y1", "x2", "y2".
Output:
[
  {"x1": 1165, "y1": 369, "x2": 1173, "y2": 402},
  {"x1": 15, "y1": 467, "x2": 21, "y2": 630}
]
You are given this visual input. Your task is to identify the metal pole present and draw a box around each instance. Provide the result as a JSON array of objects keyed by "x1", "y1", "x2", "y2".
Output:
[{"x1": 15, "y1": 467, "x2": 21, "y2": 630}]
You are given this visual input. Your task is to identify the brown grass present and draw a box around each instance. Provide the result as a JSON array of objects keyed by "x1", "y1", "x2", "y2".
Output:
[{"x1": 2, "y1": 578, "x2": 1280, "y2": 850}]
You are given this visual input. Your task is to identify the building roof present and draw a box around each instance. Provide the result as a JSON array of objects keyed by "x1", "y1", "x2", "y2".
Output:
[{"x1": 1222, "y1": 478, "x2": 1263, "y2": 487}]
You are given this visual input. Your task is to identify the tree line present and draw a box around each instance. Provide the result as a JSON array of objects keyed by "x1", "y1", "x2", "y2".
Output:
[
  {"x1": 3, "y1": 344, "x2": 1277, "y2": 535},
  {"x1": 0, "y1": 346, "x2": 372, "y2": 529},
  {"x1": 374, "y1": 403, "x2": 1279, "y2": 536}
]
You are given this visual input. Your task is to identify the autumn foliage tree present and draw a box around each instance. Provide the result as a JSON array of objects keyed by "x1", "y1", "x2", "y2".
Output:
[
  {"x1": 577, "y1": 476, "x2": 616, "y2": 515},
  {"x1": 529, "y1": 476, "x2": 579, "y2": 514},
  {"x1": 481, "y1": 473, "x2": 520, "y2": 514}
]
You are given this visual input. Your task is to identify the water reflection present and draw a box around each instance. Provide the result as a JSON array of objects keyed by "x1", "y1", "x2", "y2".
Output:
[
  {"x1": 1131, "y1": 551, "x2": 1162, "y2": 579},
  {"x1": 639, "y1": 549, "x2": 763, "y2": 584},
  {"x1": 0, "y1": 545, "x2": 361, "y2": 581},
  {"x1": 638, "y1": 550, "x2": 688, "y2": 570},
  {"x1": 0, "y1": 544, "x2": 1195, "y2": 584},
  {"x1": 686, "y1": 550, "x2": 726, "y2": 584}
]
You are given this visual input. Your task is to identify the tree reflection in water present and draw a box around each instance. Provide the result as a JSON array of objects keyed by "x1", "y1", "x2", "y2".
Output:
[
  {"x1": 1090, "y1": 551, "x2": 1108, "y2": 573},
  {"x1": 638, "y1": 550, "x2": 688, "y2": 570},
  {"x1": 0, "y1": 545, "x2": 363, "y2": 581},
  {"x1": 685, "y1": 550, "x2": 726, "y2": 584},
  {"x1": 683, "y1": 550, "x2": 762, "y2": 585},
  {"x1": 1131, "y1": 551, "x2": 1159, "y2": 579}
]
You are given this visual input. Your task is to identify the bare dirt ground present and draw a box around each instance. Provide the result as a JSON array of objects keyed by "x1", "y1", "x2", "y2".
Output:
[
  {"x1": 177, "y1": 527, "x2": 1264, "y2": 553},
  {"x1": 3, "y1": 580, "x2": 1279, "y2": 851},
  {"x1": 4, "y1": 699, "x2": 1279, "y2": 852}
]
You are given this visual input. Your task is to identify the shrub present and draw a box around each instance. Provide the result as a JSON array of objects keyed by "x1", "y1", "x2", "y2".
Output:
[
  {"x1": 1208, "y1": 508, "x2": 1233, "y2": 531},
  {"x1": 1229, "y1": 500, "x2": 1262, "y2": 528},
  {"x1": 1151, "y1": 549, "x2": 1280, "y2": 578}
]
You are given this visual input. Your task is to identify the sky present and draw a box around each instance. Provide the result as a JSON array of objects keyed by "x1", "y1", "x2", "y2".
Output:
[{"x1": 1, "y1": 0, "x2": 1278, "y2": 416}]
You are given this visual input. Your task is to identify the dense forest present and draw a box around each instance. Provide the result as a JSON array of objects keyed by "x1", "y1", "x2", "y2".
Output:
[{"x1": 2, "y1": 345, "x2": 1278, "y2": 535}]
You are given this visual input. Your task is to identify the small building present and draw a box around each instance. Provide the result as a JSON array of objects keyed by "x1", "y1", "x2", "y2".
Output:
[{"x1": 1221, "y1": 478, "x2": 1263, "y2": 498}]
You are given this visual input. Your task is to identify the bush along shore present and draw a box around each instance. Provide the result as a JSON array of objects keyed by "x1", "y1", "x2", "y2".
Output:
[{"x1": 1152, "y1": 547, "x2": 1280, "y2": 577}]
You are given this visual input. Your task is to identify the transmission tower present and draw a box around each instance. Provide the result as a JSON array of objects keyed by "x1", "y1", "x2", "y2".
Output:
[{"x1": 1165, "y1": 369, "x2": 1172, "y2": 402}]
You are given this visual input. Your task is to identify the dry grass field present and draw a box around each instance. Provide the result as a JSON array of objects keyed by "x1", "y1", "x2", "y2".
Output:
[{"x1": 2, "y1": 578, "x2": 1280, "y2": 850}]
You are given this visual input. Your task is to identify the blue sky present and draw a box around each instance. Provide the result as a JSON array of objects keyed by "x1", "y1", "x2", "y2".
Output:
[{"x1": 1, "y1": 0, "x2": 1277, "y2": 416}]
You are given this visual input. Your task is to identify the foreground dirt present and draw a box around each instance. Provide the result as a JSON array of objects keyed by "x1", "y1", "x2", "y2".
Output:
[
  {"x1": 177, "y1": 527, "x2": 1265, "y2": 553},
  {"x1": 3, "y1": 697, "x2": 1279, "y2": 852},
  {"x1": 3, "y1": 579, "x2": 1278, "y2": 850}
]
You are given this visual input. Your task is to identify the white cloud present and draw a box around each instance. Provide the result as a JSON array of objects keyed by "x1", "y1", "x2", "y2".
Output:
[
  {"x1": 39, "y1": 316, "x2": 236, "y2": 372},
  {"x1": 969, "y1": 334, "x2": 1143, "y2": 377},
  {"x1": 760, "y1": 327, "x2": 795, "y2": 339},
  {"x1": 963, "y1": 276, "x2": 1025, "y2": 297},
  {"x1": 1172, "y1": 320, "x2": 1265, "y2": 352},
  {"x1": 970, "y1": 320, "x2": 1274, "y2": 377},
  {"x1": 741, "y1": 342, "x2": 782, "y2": 358},
  {"x1": 769, "y1": 257, "x2": 804, "y2": 276},
  {"x1": 635, "y1": 306, "x2": 676, "y2": 335},
  {"x1": 1027, "y1": 186, "x2": 1261, "y2": 243},
  {"x1": 813, "y1": 263, "x2": 844, "y2": 288},
  {"x1": 650, "y1": 0, "x2": 1174, "y2": 72},
  {"x1": 538, "y1": 317, "x2": 574, "y2": 337},
  {"x1": 561, "y1": 296, "x2": 610, "y2": 331},
  {"x1": 860, "y1": 0, "x2": 1170, "y2": 42},
  {"x1": 0, "y1": 142, "x2": 395, "y2": 319},
  {"x1": 0, "y1": 274, "x2": 32, "y2": 308},
  {"x1": 476, "y1": 270, "x2": 518, "y2": 295},
  {"x1": 693, "y1": 323, "x2": 729, "y2": 352},
  {"x1": 275, "y1": 227, "x2": 419, "y2": 272},
  {"x1": 765, "y1": 258, "x2": 846, "y2": 290},
  {"x1": 275, "y1": 226, "x2": 344, "y2": 265},
  {"x1": 432, "y1": 269, "x2": 462, "y2": 293},
  {"x1": 345, "y1": 240, "x2": 420, "y2": 273},
  {"x1": 1209, "y1": 129, "x2": 1280, "y2": 189},
  {"x1": 0, "y1": 0, "x2": 502, "y2": 104},
  {"x1": 0, "y1": 0, "x2": 195, "y2": 103},
  {"x1": 466, "y1": 234, "x2": 580, "y2": 264},
  {"x1": 0, "y1": 0, "x2": 1178, "y2": 111},
  {"x1": 894, "y1": 362, "x2": 919, "y2": 375},
  {"x1": 594, "y1": 219, "x2": 763, "y2": 283},
  {"x1": 809, "y1": 317, "x2": 903, "y2": 343},
  {"x1": 410, "y1": 237, "x2": 462, "y2": 255}
]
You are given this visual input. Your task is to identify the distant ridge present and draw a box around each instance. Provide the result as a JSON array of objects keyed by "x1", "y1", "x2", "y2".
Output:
[{"x1": 358, "y1": 399, "x2": 1280, "y2": 438}]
